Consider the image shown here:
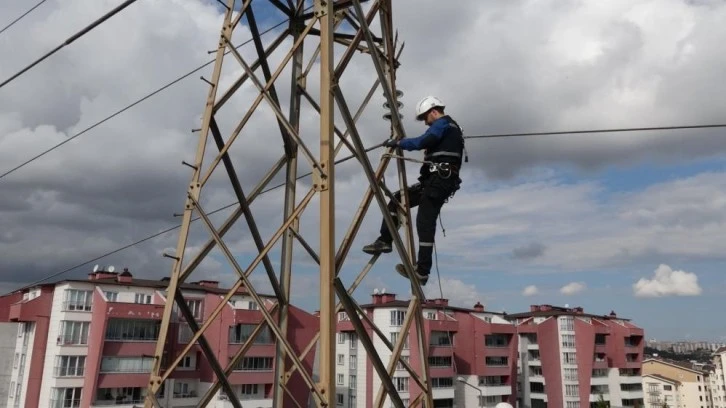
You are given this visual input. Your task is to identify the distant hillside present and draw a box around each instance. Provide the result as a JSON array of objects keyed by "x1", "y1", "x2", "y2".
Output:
[{"x1": 645, "y1": 346, "x2": 713, "y2": 363}]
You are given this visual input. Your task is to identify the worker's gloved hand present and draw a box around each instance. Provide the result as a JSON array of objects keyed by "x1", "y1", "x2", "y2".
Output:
[{"x1": 383, "y1": 139, "x2": 398, "y2": 148}]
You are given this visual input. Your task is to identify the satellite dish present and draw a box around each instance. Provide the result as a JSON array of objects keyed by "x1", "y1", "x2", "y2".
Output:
[
  {"x1": 373, "y1": 288, "x2": 379, "y2": 294},
  {"x1": 93, "y1": 264, "x2": 100, "y2": 272},
  {"x1": 565, "y1": 303, "x2": 569, "y2": 308},
  {"x1": 108, "y1": 265, "x2": 115, "y2": 272},
  {"x1": 381, "y1": 288, "x2": 386, "y2": 294}
]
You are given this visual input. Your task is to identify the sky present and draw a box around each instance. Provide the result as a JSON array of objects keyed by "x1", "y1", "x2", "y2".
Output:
[{"x1": 1, "y1": 0, "x2": 725, "y2": 342}]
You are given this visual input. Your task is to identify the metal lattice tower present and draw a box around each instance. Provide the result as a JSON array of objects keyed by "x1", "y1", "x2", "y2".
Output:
[{"x1": 143, "y1": 0, "x2": 433, "y2": 407}]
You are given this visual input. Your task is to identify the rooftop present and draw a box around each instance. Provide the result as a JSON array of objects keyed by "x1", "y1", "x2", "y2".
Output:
[
  {"x1": 506, "y1": 303, "x2": 631, "y2": 321},
  {"x1": 10, "y1": 267, "x2": 275, "y2": 298}
]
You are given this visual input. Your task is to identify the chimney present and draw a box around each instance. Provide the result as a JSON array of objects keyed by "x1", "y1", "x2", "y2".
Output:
[
  {"x1": 371, "y1": 292, "x2": 382, "y2": 305},
  {"x1": 609, "y1": 310, "x2": 617, "y2": 317},
  {"x1": 473, "y1": 302, "x2": 484, "y2": 312},
  {"x1": 529, "y1": 305, "x2": 539, "y2": 312},
  {"x1": 197, "y1": 280, "x2": 219, "y2": 288},
  {"x1": 117, "y1": 268, "x2": 133, "y2": 283},
  {"x1": 575, "y1": 307, "x2": 584, "y2": 314},
  {"x1": 433, "y1": 298, "x2": 448, "y2": 307},
  {"x1": 381, "y1": 293, "x2": 396, "y2": 304},
  {"x1": 89, "y1": 271, "x2": 118, "y2": 280}
]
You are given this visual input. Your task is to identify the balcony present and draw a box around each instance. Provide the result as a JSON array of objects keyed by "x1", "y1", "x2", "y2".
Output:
[
  {"x1": 482, "y1": 385, "x2": 511, "y2": 396},
  {"x1": 8, "y1": 296, "x2": 45, "y2": 321}
]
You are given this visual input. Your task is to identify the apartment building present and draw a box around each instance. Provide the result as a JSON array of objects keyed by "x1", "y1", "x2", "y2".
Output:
[
  {"x1": 334, "y1": 291, "x2": 519, "y2": 408},
  {"x1": 507, "y1": 304, "x2": 645, "y2": 408},
  {"x1": 641, "y1": 357, "x2": 712, "y2": 407},
  {"x1": 712, "y1": 347, "x2": 726, "y2": 408},
  {"x1": 0, "y1": 267, "x2": 319, "y2": 408}
]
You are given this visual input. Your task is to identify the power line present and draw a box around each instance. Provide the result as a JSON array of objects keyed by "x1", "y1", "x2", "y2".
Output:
[
  {"x1": 0, "y1": 16, "x2": 291, "y2": 182},
  {"x1": 1, "y1": 142, "x2": 383, "y2": 296},
  {"x1": 6, "y1": 120, "x2": 726, "y2": 294},
  {"x1": 0, "y1": 0, "x2": 48, "y2": 36},
  {"x1": 464, "y1": 123, "x2": 726, "y2": 139},
  {"x1": 0, "y1": 0, "x2": 140, "y2": 90}
]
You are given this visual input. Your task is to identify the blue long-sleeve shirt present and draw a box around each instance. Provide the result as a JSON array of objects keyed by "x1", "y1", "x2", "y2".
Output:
[{"x1": 398, "y1": 116, "x2": 454, "y2": 151}]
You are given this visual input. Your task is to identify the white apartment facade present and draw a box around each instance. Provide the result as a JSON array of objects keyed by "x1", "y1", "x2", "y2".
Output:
[{"x1": 712, "y1": 348, "x2": 726, "y2": 408}]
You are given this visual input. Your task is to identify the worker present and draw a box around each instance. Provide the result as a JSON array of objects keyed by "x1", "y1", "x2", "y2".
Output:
[{"x1": 362, "y1": 95, "x2": 465, "y2": 286}]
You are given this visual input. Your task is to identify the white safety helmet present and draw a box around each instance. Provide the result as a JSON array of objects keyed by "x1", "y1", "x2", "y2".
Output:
[
  {"x1": 415, "y1": 95, "x2": 445, "y2": 121},
  {"x1": 494, "y1": 403, "x2": 514, "y2": 408}
]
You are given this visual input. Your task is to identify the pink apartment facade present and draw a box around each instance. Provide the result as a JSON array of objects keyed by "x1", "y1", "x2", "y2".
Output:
[
  {"x1": 334, "y1": 292, "x2": 519, "y2": 408},
  {"x1": 0, "y1": 268, "x2": 319, "y2": 408},
  {"x1": 509, "y1": 304, "x2": 645, "y2": 408}
]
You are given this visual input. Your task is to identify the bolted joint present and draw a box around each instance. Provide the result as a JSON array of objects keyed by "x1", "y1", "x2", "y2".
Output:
[{"x1": 313, "y1": 0, "x2": 328, "y2": 17}]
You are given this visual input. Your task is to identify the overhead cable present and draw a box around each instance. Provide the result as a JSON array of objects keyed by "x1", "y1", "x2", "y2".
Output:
[
  {"x1": 0, "y1": 16, "x2": 291, "y2": 182},
  {"x1": 0, "y1": 0, "x2": 140, "y2": 90},
  {"x1": 1, "y1": 142, "x2": 384, "y2": 296},
  {"x1": 464, "y1": 123, "x2": 726, "y2": 139},
  {"x1": 0, "y1": 0, "x2": 48, "y2": 36}
]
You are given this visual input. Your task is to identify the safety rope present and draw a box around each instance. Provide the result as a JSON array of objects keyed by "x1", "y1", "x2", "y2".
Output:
[{"x1": 384, "y1": 152, "x2": 460, "y2": 381}]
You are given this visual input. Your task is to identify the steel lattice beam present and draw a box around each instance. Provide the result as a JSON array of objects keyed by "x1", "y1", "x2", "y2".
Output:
[{"x1": 143, "y1": 0, "x2": 434, "y2": 407}]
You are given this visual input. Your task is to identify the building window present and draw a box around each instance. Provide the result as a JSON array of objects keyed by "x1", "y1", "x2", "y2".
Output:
[
  {"x1": 336, "y1": 394, "x2": 344, "y2": 406},
  {"x1": 105, "y1": 319, "x2": 159, "y2": 342},
  {"x1": 564, "y1": 367, "x2": 578, "y2": 381},
  {"x1": 393, "y1": 377, "x2": 409, "y2": 392},
  {"x1": 663, "y1": 385, "x2": 672, "y2": 391},
  {"x1": 186, "y1": 299, "x2": 202, "y2": 320},
  {"x1": 428, "y1": 356, "x2": 452, "y2": 367},
  {"x1": 395, "y1": 355, "x2": 409, "y2": 371},
  {"x1": 390, "y1": 332, "x2": 409, "y2": 349},
  {"x1": 338, "y1": 333, "x2": 345, "y2": 344},
  {"x1": 429, "y1": 331, "x2": 453, "y2": 346},
  {"x1": 103, "y1": 291, "x2": 118, "y2": 302},
  {"x1": 431, "y1": 377, "x2": 453, "y2": 388},
  {"x1": 350, "y1": 355, "x2": 357, "y2": 368},
  {"x1": 247, "y1": 301, "x2": 258, "y2": 310},
  {"x1": 560, "y1": 316, "x2": 574, "y2": 331},
  {"x1": 565, "y1": 384, "x2": 579, "y2": 397},
  {"x1": 390, "y1": 310, "x2": 405, "y2": 326},
  {"x1": 337, "y1": 354, "x2": 345, "y2": 365},
  {"x1": 134, "y1": 293, "x2": 151, "y2": 304},
  {"x1": 63, "y1": 289, "x2": 93, "y2": 312},
  {"x1": 566, "y1": 402, "x2": 580, "y2": 408},
  {"x1": 349, "y1": 375, "x2": 357, "y2": 389},
  {"x1": 55, "y1": 356, "x2": 86, "y2": 377},
  {"x1": 485, "y1": 356, "x2": 508, "y2": 367},
  {"x1": 337, "y1": 374, "x2": 344, "y2": 385},
  {"x1": 50, "y1": 387, "x2": 82, "y2": 408},
  {"x1": 100, "y1": 356, "x2": 154, "y2": 373},
  {"x1": 562, "y1": 352, "x2": 577, "y2": 365},
  {"x1": 561, "y1": 334, "x2": 575, "y2": 348},
  {"x1": 233, "y1": 357, "x2": 273, "y2": 371},
  {"x1": 485, "y1": 334, "x2": 510, "y2": 347},
  {"x1": 240, "y1": 384, "x2": 258, "y2": 396},
  {"x1": 229, "y1": 323, "x2": 272, "y2": 344},
  {"x1": 58, "y1": 321, "x2": 90, "y2": 345}
]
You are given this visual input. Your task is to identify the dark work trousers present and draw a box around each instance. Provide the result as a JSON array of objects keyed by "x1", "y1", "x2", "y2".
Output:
[{"x1": 378, "y1": 174, "x2": 459, "y2": 275}]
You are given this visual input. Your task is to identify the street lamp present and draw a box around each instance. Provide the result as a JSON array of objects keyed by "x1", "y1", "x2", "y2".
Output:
[{"x1": 457, "y1": 376, "x2": 483, "y2": 407}]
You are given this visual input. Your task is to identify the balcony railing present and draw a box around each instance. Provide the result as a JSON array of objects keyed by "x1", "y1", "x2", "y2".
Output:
[{"x1": 94, "y1": 398, "x2": 144, "y2": 406}]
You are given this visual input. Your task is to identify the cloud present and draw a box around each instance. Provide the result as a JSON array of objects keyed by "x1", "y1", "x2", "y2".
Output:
[
  {"x1": 633, "y1": 264, "x2": 703, "y2": 297},
  {"x1": 512, "y1": 242, "x2": 546, "y2": 260},
  {"x1": 522, "y1": 285, "x2": 539, "y2": 296},
  {"x1": 1, "y1": 0, "x2": 726, "y2": 329},
  {"x1": 424, "y1": 277, "x2": 486, "y2": 309},
  {"x1": 560, "y1": 282, "x2": 586, "y2": 295}
]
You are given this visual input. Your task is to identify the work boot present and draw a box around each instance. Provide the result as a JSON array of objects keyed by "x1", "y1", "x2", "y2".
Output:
[
  {"x1": 362, "y1": 238, "x2": 392, "y2": 255},
  {"x1": 395, "y1": 264, "x2": 429, "y2": 286}
]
